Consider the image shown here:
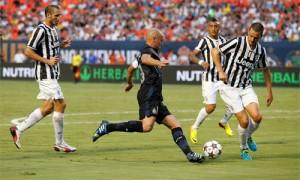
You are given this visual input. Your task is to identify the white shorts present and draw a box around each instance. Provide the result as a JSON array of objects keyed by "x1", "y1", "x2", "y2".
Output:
[
  {"x1": 37, "y1": 79, "x2": 64, "y2": 100},
  {"x1": 218, "y1": 82, "x2": 259, "y2": 113},
  {"x1": 202, "y1": 80, "x2": 220, "y2": 104}
]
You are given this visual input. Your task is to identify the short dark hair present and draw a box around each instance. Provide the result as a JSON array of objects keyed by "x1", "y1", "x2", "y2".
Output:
[
  {"x1": 45, "y1": 5, "x2": 59, "y2": 17},
  {"x1": 207, "y1": 17, "x2": 218, "y2": 22},
  {"x1": 250, "y1": 22, "x2": 264, "y2": 36}
]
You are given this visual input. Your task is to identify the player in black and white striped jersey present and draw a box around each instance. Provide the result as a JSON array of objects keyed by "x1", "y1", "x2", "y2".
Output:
[
  {"x1": 27, "y1": 22, "x2": 61, "y2": 80},
  {"x1": 9, "y1": 5, "x2": 76, "y2": 153},
  {"x1": 212, "y1": 22, "x2": 273, "y2": 160},
  {"x1": 189, "y1": 17, "x2": 234, "y2": 144}
]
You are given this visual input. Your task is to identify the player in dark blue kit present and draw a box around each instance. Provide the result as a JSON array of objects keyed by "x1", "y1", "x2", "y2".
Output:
[{"x1": 92, "y1": 28, "x2": 204, "y2": 163}]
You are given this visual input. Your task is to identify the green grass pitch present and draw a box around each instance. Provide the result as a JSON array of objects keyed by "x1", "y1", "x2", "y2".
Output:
[{"x1": 0, "y1": 80, "x2": 299, "y2": 180}]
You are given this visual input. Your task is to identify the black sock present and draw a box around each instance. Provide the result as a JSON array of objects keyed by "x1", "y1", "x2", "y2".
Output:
[
  {"x1": 172, "y1": 127, "x2": 192, "y2": 155},
  {"x1": 107, "y1": 121, "x2": 143, "y2": 133}
]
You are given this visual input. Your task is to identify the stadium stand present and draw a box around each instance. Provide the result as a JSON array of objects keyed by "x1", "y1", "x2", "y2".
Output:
[{"x1": 1, "y1": 0, "x2": 299, "y2": 42}]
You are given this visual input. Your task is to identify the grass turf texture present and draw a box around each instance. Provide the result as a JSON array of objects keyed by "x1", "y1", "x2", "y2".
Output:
[{"x1": 0, "y1": 80, "x2": 299, "y2": 180}]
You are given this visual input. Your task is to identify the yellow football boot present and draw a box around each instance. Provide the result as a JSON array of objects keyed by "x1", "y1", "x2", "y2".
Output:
[
  {"x1": 190, "y1": 127, "x2": 198, "y2": 144},
  {"x1": 218, "y1": 122, "x2": 234, "y2": 136}
]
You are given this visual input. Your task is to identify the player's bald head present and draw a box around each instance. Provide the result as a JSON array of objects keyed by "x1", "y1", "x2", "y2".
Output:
[
  {"x1": 145, "y1": 28, "x2": 164, "y2": 49},
  {"x1": 146, "y1": 28, "x2": 164, "y2": 41}
]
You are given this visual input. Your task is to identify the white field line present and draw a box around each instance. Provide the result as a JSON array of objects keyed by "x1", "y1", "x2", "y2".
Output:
[{"x1": 4, "y1": 108, "x2": 300, "y2": 127}]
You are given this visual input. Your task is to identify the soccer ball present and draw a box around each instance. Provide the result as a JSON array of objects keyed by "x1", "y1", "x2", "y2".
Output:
[{"x1": 203, "y1": 140, "x2": 222, "y2": 159}]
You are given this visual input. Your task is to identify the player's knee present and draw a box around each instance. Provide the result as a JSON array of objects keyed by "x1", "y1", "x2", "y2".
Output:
[
  {"x1": 252, "y1": 113, "x2": 262, "y2": 123},
  {"x1": 143, "y1": 124, "x2": 154, "y2": 132},
  {"x1": 61, "y1": 102, "x2": 66, "y2": 110},
  {"x1": 206, "y1": 104, "x2": 216, "y2": 114},
  {"x1": 235, "y1": 112, "x2": 249, "y2": 128},
  {"x1": 42, "y1": 105, "x2": 54, "y2": 116}
]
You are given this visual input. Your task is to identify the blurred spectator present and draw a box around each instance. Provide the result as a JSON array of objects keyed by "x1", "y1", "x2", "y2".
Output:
[
  {"x1": 14, "y1": 48, "x2": 27, "y2": 63},
  {"x1": 97, "y1": 54, "x2": 104, "y2": 64},
  {"x1": 266, "y1": 47, "x2": 280, "y2": 67},
  {"x1": 109, "y1": 50, "x2": 117, "y2": 64},
  {"x1": 177, "y1": 46, "x2": 191, "y2": 65},
  {"x1": 290, "y1": 50, "x2": 300, "y2": 67},
  {"x1": 1, "y1": 0, "x2": 299, "y2": 42},
  {"x1": 116, "y1": 52, "x2": 126, "y2": 64},
  {"x1": 86, "y1": 51, "x2": 98, "y2": 64},
  {"x1": 164, "y1": 49, "x2": 179, "y2": 65},
  {"x1": 71, "y1": 50, "x2": 83, "y2": 83}
]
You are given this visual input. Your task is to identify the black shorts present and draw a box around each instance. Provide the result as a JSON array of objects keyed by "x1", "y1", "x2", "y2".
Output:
[{"x1": 139, "y1": 101, "x2": 171, "y2": 124}]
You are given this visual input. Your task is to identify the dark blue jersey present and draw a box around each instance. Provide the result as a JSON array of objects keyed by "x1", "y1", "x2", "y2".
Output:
[{"x1": 137, "y1": 45, "x2": 163, "y2": 103}]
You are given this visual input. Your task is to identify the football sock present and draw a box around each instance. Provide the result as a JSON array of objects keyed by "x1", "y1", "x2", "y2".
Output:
[
  {"x1": 52, "y1": 112, "x2": 64, "y2": 145},
  {"x1": 247, "y1": 118, "x2": 259, "y2": 137},
  {"x1": 107, "y1": 121, "x2": 143, "y2": 132},
  {"x1": 191, "y1": 108, "x2": 208, "y2": 129},
  {"x1": 172, "y1": 127, "x2": 192, "y2": 155},
  {"x1": 238, "y1": 124, "x2": 248, "y2": 150},
  {"x1": 17, "y1": 108, "x2": 43, "y2": 133},
  {"x1": 219, "y1": 107, "x2": 233, "y2": 124}
]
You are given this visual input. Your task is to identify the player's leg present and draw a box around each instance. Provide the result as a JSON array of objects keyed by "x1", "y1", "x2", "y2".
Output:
[
  {"x1": 49, "y1": 79, "x2": 76, "y2": 153},
  {"x1": 160, "y1": 104, "x2": 204, "y2": 163},
  {"x1": 235, "y1": 110, "x2": 252, "y2": 160},
  {"x1": 218, "y1": 104, "x2": 234, "y2": 136},
  {"x1": 190, "y1": 81, "x2": 217, "y2": 143},
  {"x1": 162, "y1": 114, "x2": 204, "y2": 163},
  {"x1": 242, "y1": 88, "x2": 261, "y2": 152},
  {"x1": 92, "y1": 101, "x2": 156, "y2": 142},
  {"x1": 92, "y1": 118, "x2": 150, "y2": 142},
  {"x1": 9, "y1": 99, "x2": 53, "y2": 149},
  {"x1": 219, "y1": 84, "x2": 252, "y2": 160},
  {"x1": 52, "y1": 98, "x2": 76, "y2": 152}
]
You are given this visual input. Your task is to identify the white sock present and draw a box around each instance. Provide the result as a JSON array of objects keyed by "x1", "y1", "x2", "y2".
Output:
[
  {"x1": 219, "y1": 108, "x2": 233, "y2": 125},
  {"x1": 17, "y1": 108, "x2": 43, "y2": 133},
  {"x1": 238, "y1": 124, "x2": 248, "y2": 150},
  {"x1": 192, "y1": 108, "x2": 208, "y2": 129},
  {"x1": 248, "y1": 118, "x2": 259, "y2": 137},
  {"x1": 52, "y1": 112, "x2": 64, "y2": 145}
]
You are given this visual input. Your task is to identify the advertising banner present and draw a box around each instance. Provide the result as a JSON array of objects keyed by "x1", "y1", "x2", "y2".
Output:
[{"x1": 1, "y1": 63, "x2": 299, "y2": 87}]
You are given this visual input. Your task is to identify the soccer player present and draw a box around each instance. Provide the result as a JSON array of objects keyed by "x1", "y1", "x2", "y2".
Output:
[
  {"x1": 92, "y1": 28, "x2": 205, "y2": 163},
  {"x1": 212, "y1": 22, "x2": 273, "y2": 160},
  {"x1": 9, "y1": 5, "x2": 76, "y2": 152},
  {"x1": 189, "y1": 17, "x2": 234, "y2": 144}
]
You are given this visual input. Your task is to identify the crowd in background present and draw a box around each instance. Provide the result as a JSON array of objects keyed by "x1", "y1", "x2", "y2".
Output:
[{"x1": 1, "y1": 0, "x2": 299, "y2": 42}]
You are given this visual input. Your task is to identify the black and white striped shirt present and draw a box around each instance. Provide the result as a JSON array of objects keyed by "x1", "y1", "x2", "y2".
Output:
[
  {"x1": 27, "y1": 23, "x2": 60, "y2": 80},
  {"x1": 219, "y1": 36, "x2": 267, "y2": 88},
  {"x1": 195, "y1": 35, "x2": 226, "y2": 82}
]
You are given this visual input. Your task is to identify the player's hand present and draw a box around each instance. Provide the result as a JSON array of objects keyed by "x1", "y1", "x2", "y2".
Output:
[
  {"x1": 47, "y1": 56, "x2": 59, "y2": 65},
  {"x1": 266, "y1": 93, "x2": 273, "y2": 107},
  {"x1": 201, "y1": 62, "x2": 209, "y2": 70},
  {"x1": 158, "y1": 58, "x2": 169, "y2": 68},
  {"x1": 219, "y1": 71, "x2": 228, "y2": 83},
  {"x1": 125, "y1": 82, "x2": 133, "y2": 92},
  {"x1": 61, "y1": 38, "x2": 71, "y2": 48}
]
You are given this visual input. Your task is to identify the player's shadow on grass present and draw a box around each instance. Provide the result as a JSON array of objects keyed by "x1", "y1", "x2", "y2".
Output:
[{"x1": 92, "y1": 144, "x2": 177, "y2": 153}]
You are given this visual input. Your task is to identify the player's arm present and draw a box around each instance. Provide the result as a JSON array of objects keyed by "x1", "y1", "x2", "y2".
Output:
[
  {"x1": 24, "y1": 47, "x2": 59, "y2": 66},
  {"x1": 125, "y1": 59, "x2": 139, "y2": 92},
  {"x1": 262, "y1": 67, "x2": 273, "y2": 106},
  {"x1": 212, "y1": 48, "x2": 227, "y2": 82},
  {"x1": 141, "y1": 54, "x2": 169, "y2": 68},
  {"x1": 26, "y1": 27, "x2": 58, "y2": 65},
  {"x1": 189, "y1": 49, "x2": 209, "y2": 69},
  {"x1": 61, "y1": 38, "x2": 71, "y2": 48},
  {"x1": 125, "y1": 64, "x2": 136, "y2": 92}
]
